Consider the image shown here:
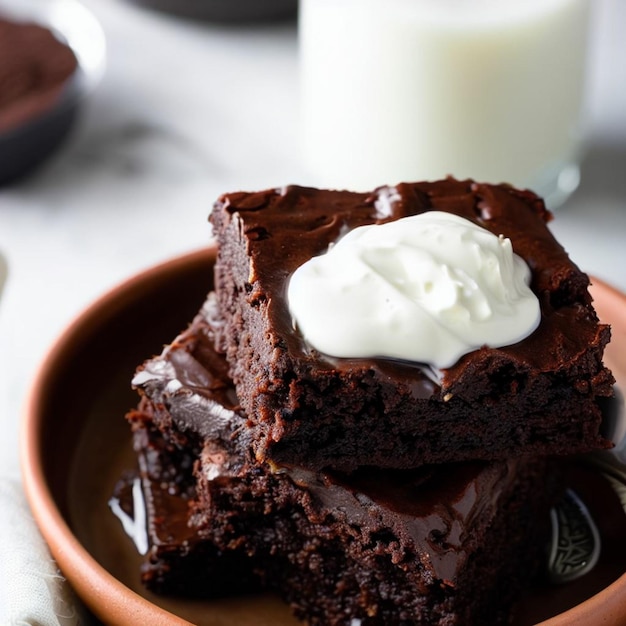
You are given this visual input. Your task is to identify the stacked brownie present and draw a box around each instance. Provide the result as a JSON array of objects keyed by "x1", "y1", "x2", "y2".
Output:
[
  {"x1": 119, "y1": 179, "x2": 614, "y2": 625},
  {"x1": 209, "y1": 180, "x2": 612, "y2": 471}
]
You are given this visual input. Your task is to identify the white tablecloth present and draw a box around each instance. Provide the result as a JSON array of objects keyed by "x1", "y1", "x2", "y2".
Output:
[{"x1": 0, "y1": 0, "x2": 624, "y2": 622}]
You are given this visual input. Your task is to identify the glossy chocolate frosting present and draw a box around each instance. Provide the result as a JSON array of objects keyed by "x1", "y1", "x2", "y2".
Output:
[
  {"x1": 133, "y1": 296, "x2": 246, "y2": 447},
  {"x1": 215, "y1": 179, "x2": 610, "y2": 393},
  {"x1": 285, "y1": 460, "x2": 523, "y2": 584}
]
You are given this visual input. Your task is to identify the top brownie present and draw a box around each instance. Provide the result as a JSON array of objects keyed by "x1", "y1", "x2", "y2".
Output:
[{"x1": 209, "y1": 178, "x2": 614, "y2": 471}]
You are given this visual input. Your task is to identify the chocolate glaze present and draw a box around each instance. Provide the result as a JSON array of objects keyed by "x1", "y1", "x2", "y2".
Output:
[
  {"x1": 134, "y1": 296, "x2": 249, "y2": 450},
  {"x1": 286, "y1": 460, "x2": 522, "y2": 584},
  {"x1": 218, "y1": 180, "x2": 602, "y2": 380}
]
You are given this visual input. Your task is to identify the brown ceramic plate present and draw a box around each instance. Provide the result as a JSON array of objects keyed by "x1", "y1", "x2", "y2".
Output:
[{"x1": 21, "y1": 247, "x2": 626, "y2": 625}]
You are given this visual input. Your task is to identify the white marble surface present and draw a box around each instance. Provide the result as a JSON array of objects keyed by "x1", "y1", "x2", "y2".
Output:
[{"x1": 0, "y1": 0, "x2": 625, "y2": 490}]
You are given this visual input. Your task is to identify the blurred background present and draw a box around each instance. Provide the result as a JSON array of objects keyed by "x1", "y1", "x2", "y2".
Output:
[{"x1": 0, "y1": 0, "x2": 624, "y2": 483}]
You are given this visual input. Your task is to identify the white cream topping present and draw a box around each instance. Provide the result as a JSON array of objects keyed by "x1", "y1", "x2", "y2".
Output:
[{"x1": 287, "y1": 212, "x2": 540, "y2": 368}]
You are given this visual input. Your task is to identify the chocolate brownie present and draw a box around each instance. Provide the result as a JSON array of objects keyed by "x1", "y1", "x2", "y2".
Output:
[
  {"x1": 193, "y1": 438, "x2": 553, "y2": 626},
  {"x1": 131, "y1": 298, "x2": 556, "y2": 624},
  {"x1": 110, "y1": 405, "x2": 261, "y2": 598},
  {"x1": 114, "y1": 409, "x2": 626, "y2": 625},
  {"x1": 209, "y1": 179, "x2": 614, "y2": 471}
]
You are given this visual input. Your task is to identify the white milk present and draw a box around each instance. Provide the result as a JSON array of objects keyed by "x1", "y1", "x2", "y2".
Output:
[{"x1": 299, "y1": 0, "x2": 591, "y2": 207}]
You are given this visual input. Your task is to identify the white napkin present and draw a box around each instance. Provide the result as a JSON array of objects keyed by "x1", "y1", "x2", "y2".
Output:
[
  {"x1": 0, "y1": 478, "x2": 89, "y2": 626},
  {"x1": 0, "y1": 251, "x2": 7, "y2": 300}
]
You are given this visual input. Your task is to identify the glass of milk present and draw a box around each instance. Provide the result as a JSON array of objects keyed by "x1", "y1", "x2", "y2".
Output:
[{"x1": 299, "y1": 0, "x2": 591, "y2": 208}]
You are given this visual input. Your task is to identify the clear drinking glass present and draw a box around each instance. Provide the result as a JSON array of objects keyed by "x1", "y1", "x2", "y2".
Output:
[{"x1": 299, "y1": 0, "x2": 591, "y2": 209}]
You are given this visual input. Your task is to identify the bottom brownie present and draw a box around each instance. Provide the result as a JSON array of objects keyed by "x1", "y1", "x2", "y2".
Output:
[
  {"x1": 118, "y1": 403, "x2": 554, "y2": 624},
  {"x1": 191, "y1": 425, "x2": 554, "y2": 626}
]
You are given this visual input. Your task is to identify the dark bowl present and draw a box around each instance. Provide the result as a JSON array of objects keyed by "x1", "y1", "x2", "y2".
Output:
[
  {"x1": 0, "y1": 0, "x2": 105, "y2": 185},
  {"x1": 125, "y1": 0, "x2": 297, "y2": 23}
]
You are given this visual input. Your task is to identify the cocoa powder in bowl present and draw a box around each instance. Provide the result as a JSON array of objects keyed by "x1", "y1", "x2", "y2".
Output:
[
  {"x1": 0, "y1": 15, "x2": 79, "y2": 184},
  {"x1": 0, "y1": 17, "x2": 77, "y2": 132}
]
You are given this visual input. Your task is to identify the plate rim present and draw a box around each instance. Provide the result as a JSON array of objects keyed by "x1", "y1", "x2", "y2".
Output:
[{"x1": 20, "y1": 247, "x2": 216, "y2": 626}]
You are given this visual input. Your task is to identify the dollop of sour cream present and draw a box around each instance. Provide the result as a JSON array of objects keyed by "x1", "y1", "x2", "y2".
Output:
[{"x1": 287, "y1": 211, "x2": 540, "y2": 369}]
